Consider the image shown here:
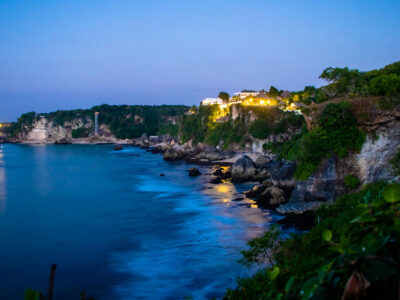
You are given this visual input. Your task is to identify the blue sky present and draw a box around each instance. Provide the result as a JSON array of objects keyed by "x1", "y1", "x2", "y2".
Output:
[{"x1": 0, "y1": 0, "x2": 399, "y2": 121}]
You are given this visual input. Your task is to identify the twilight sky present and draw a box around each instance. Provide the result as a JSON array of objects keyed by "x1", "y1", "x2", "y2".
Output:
[{"x1": 0, "y1": 0, "x2": 399, "y2": 121}]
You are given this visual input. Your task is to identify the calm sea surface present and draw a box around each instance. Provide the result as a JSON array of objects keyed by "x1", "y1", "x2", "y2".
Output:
[{"x1": 0, "y1": 144, "x2": 281, "y2": 299}]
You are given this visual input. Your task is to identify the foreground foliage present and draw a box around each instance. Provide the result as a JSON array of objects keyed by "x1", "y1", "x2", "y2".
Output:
[{"x1": 226, "y1": 183, "x2": 400, "y2": 299}]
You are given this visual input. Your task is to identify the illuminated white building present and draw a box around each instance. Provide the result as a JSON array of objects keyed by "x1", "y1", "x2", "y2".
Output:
[
  {"x1": 233, "y1": 92, "x2": 259, "y2": 99},
  {"x1": 200, "y1": 97, "x2": 224, "y2": 106}
]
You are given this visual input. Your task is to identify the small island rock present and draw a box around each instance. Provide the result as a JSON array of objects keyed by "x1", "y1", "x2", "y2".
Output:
[{"x1": 188, "y1": 167, "x2": 201, "y2": 177}]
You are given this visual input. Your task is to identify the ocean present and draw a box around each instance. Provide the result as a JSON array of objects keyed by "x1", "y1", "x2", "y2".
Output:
[{"x1": 0, "y1": 144, "x2": 279, "y2": 299}]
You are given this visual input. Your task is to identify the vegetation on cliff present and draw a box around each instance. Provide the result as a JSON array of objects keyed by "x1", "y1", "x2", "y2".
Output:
[
  {"x1": 390, "y1": 148, "x2": 400, "y2": 176},
  {"x1": 179, "y1": 104, "x2": 303, "y2": 149},
  {"x1": 249, "y1": 109, "x2": 303, "y2": 139},
  {"x1": 289, "y1": 61, "x2": 400, "y2": 105},
  {"x1": 226, "y1": 183, "x2": 400, "y2": 299},
  {"x1": 265, "y1": 102, "x2": 366, "y2": 180},
  {"x1": 8, "y1": 104, "x2": 189, "y2": 139}
]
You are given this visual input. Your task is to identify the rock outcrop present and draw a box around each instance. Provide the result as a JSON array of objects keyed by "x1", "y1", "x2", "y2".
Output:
[
  {"x1": 188, "y1": 167, "x2": 201, "y2": 177},
  {"x1": 355, "y1": 120, "x2": 400, "y2": 183},
  {"x1": 290, "y1": 156, "x2": 338, "y2": 203},
  {"x1": 244, "y1": 159, "x2": 296, "y2": 207},
  {"x1": 163, "y1": 148, "x2": 186, "y2": 161},
  {"x1": 231, "y1": 155, "x2": 256, "y2": 182},
  {"x1": 54, "y1": 138, "x2": 72, "y2": 145},
  {"x1": 276, "y1": 201, "x2": 323, "y2": 214}
]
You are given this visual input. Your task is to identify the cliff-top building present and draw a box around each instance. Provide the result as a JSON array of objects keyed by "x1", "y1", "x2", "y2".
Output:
[
  {"x1": 200, "y1": 97, "x2": 224, "y2": 106},
  {"x1": 233, "y1": 91, "x2": 259, "y2": 99}
]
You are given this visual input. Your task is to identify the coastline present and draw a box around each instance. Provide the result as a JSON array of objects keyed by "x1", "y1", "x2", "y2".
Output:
[{"x1": 4, "y1": 135, "x2": 317, "y2": 230}]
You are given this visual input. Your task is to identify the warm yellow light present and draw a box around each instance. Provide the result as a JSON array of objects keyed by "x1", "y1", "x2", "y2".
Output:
[
  {"x1": 215, "y1": 184, "x2": 231, "y2": 194},
  {"x1": 259, "y1": 100, "x2": 265, "y2": 105},
  {"x1": 267, "y1": 100, "x2": 270, "y2": 105}
]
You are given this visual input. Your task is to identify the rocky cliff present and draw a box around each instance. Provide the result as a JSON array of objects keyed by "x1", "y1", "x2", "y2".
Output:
[
  {"x1": 273, "y1": 98, "x2": 400, "y2": 213},
  {"x1": 20, "y1": 116, "x2": 114, "y2": 143}
]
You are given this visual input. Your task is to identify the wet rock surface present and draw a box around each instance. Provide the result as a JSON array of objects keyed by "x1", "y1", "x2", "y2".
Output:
[
  {"x1": 231, "y1": 155, "x2": 256, "y2": 182},
  {"x1": 188, "y1": 167, "x2": 201, "y2": 177},
  {"x1": 277, "y1": 211, "x2": 316, "y2": 231},
  {"x1": 276, "y1": 201, "x2": 323, "y2": 214},
  {"x1": 54, "y1": 138, "x2": 72, "y2": 145},
  {"x1": 290, "y1": 156, "x2": 338, "y2": 203}
]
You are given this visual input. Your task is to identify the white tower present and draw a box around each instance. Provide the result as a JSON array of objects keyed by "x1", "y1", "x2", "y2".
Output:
[{"x1": 94, "y1": 112, "x2": 99, "y2": 136}]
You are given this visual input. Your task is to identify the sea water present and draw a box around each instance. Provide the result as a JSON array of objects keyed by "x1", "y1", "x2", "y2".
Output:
[{"x1": 0, "y1": 144, "x2": 277, "y2": 299}]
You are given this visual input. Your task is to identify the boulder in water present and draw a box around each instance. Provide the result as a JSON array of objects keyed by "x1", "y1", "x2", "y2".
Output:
[
  {"x1": 114, "y1": 145, "x2": 123, "y2": 151},
  {"x1": 231, "y1": 155, "x2": 256, "y2": 182},
  {"x1": 188, "y1": 167, "x2": 201, "y2": 177},
  {"x1": 163, "y1": 148, "x2": 186, "y2": 161},
  {"x1": 54, "y1": 138, "x2": 72, "y2": 145}
]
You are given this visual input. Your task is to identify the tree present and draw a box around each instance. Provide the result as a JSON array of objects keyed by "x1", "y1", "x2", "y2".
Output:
[
  {"x1": 303, "y1": 85, "x2": 317, "y2": 94},
  {"x1": 319, "y1": 67, "x2": 366, "y2": 98},
  {"x1": 249, "y1": 119, "x2": 271, "y2": 139},
  {"x1": 218, "y1": 91, "x2": 230, "y2": 101},
  {"x1": 268, "y1": 86, "x2": 279, "y2": 97},
  {"x1": 369, "y1": 74, "x2": 400, "y2": 96}
]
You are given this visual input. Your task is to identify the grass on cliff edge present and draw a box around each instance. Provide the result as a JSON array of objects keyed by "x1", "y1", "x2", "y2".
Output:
[{"x1": 225, "y1": 182, "x2": 400, "y2": 300}]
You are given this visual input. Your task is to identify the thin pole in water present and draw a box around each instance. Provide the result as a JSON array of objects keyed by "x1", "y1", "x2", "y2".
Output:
[{"x1": 47, "y1": 264, "x2": 57, "y2": 300}]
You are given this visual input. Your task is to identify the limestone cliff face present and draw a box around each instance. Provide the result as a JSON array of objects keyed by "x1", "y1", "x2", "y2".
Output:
[
  {"x1": 288, "y1": 100, "x2": 400, "y2": 206},
  {"x1": 22, "y1": 117, "x2": 111, "y2": 142},
  {"x1": 26, "y1": 117, "x2": 48, "y2": 140},
  {"x1": 355, "y1": 120, "x2": 400, "y2": 183}
]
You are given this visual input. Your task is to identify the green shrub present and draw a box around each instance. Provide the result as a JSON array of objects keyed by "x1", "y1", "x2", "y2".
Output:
[
  {"x1": 249, "y1": 119, "x2": 271, "y2": 139},
  {"x1": 318, "y1": 102, "x2": 366, "y2": 157},
  {"x1": 344, "y1": 174, "x2": 360, "y2": 188},
  {"x1": 390, "y1": 148, "x2": 400, "y2": 176},
  {"x1": 274, "y1": 113, "x2": 303, "y2": 134},
  {"x1": 71, "y1": 127, "x2": 89, "y2": 138},
  {"x1": 370, "y1": 74, "x2": 400, "y2": 97},
  {"x1": 24, "y1": 289, "x2": 40, "y2": 300},
  {"x1": 284, "y1": 61, "x2": 400, "y2": 103},
  {"x1": 205, "y1": 118, "x2": 246, "y2": 149},
  {"x1": 376, "y1": 96, "x2": 400, "y2": 110},
  {"x1": 249, "y1": 111, "x2": 304, "y2": 139},
  {"x1": 218, "y1": 91, "x2": 230, "y2": 101},
  {"x1": 293, "y1": 162, "x2": 316, "y2": 181},
  {"x1": 156, "y1": 123, "x2": 178, "y2": 136},
  {"x1": 179, "y1": 113, "x2": 206, "y2": 144},
  {"x1": 266, "y1": 102, "x2": 366, "y2": 180},
  {"x1": 226, "y1": 183, "x2": 400, "y2": 299}
]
